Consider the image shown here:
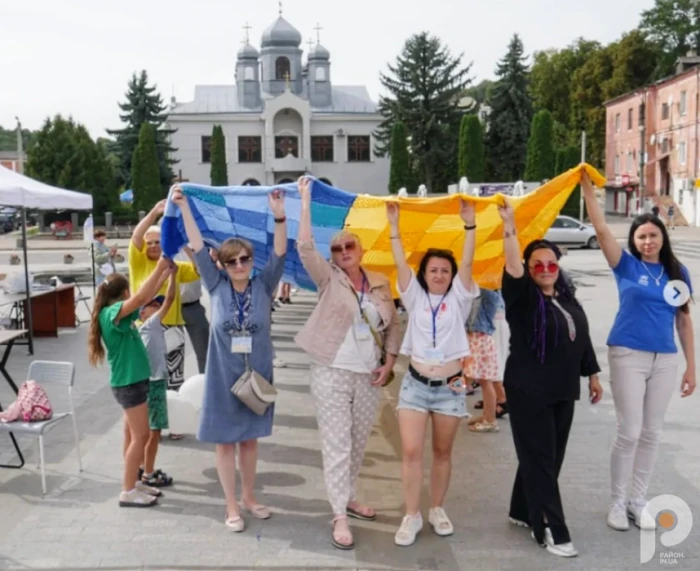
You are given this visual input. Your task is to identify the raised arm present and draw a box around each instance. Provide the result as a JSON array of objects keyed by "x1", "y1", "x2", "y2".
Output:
[
  {"x1": 458, "y1": 198, "x2": 477, "y2": 292},
  {"x1": 268, "y1": 188, "x2": 288, "y2": 257},
  {"x1": 156, "y1": 267, "x2": 178, "y2": 321},
  {"x1": 118, "y1": 257, "x2": 172, "y2": 319},
  {"x1": 296, "y1": 176, "x2": 333, "y2": 287},
  {"x1": 387, "y1": 203, "x2": 412, "y2": 292},
  {"x1": 498, "y1": 199, "x2": 523, "y2": 278},
  {"x1": 581, "y1": 168, "x2": 622, "y2": 268},
  {"x1": 131, "y1": 199, "x2": 167, "y2": 250},
  {"x1": 170, "y1": 186, "x2": 205, "y2": 253}
]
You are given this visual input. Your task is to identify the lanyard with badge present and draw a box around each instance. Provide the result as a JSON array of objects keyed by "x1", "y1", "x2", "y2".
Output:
[
  {"x1": 424, "y1": 293, "x2": 448, "y2": 365},
  {"x1": 353, "y1": 272, "x2": 373, "y2": 341},
  {"x1": 230, "y1": 284, "x2": 253, "y2": 355}
]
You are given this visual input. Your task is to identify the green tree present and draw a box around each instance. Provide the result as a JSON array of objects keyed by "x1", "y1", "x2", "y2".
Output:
[
  {"x1": 0, "y1": 125, "x2": 38, "y2": 152},
  {"x1": 107, "y1": 70, "x2": 177, "y2": 190},
  {"x1": 457, "y1": 115, "x2": 485, "y2": 181},
  {"x1": 25, "y1": 115, "x2": 118, "y2": 216},
  {"x1": 640, "y1": 0, "x2": 700, "y2": 78},
  {"x1": 603, "y1": 30, "x2": 659, "y2": 99},
  {"x1": 485, "y1": 34, "x2": 533, "y2": 182},
  {"x1": 131, "y1": 123, "x2": 163, "y2": 212},
  {"x1": 555, "y1": 145, "x2": 583, "y2": 218},
  {"x1": 374, "y1": 32, "x2": 472, "y2": 192},
  {"x1": 388, "y1": 121, "x2": 411, "y2": 194},
  {"x1": 209, "y1": 125, "x2": 228, "y2": 186},
  {"x1": 524, "y1": 110, "x2": 555, "y2": 181}
]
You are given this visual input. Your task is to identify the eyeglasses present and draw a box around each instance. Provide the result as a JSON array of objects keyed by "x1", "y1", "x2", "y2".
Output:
[
  {"x1": 530, "y1": 261, "x2": 559, "y2": 274},
  {"x1": 330, "y1": 242, "x2": 357, "y2": 254},
  {"x1": 224, "y1": 255, "x2": 252, "y2": 268},
  {"x1": 146, "y1": 240, "x2": 160, "y2": 246}
]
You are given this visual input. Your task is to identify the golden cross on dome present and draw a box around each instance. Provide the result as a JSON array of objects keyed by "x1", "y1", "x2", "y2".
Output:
[
  {"x1": 314, "y1": 22, "x2": 323, "y2": 43},
  {"x1": 242, "y1": 22, "x2": 252, "y2": 44}
]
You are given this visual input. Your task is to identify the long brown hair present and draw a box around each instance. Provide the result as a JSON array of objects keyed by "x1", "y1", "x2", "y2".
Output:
[{"x1": 88, "y1": 274, "x2": 130, "y2": 367}]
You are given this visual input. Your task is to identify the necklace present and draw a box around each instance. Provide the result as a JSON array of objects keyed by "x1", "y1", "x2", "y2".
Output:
[{"x1": 641, "y1": 261, "x2": 664, "y2": 286}]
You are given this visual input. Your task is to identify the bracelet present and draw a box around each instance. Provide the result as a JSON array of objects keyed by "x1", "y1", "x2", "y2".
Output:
[
  {"x1": 464, "y1": 224, "x2": 476, "y2": 231},
  {"x1": 274, "y1": 216, "x2": 286, "y2": 224},
  {"x1": 390, "y1": 235, "x2": 400, "y2": 239}
]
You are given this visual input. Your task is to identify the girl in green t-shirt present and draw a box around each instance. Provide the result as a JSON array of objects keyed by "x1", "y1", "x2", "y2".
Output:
[{"x1": 88, "y1": 256, "x2": 174, "y2": 508}]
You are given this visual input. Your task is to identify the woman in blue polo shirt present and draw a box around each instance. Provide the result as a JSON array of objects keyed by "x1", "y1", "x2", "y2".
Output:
[{"x1": 581, "y1": 171, "x2": 696, "y2": 532}]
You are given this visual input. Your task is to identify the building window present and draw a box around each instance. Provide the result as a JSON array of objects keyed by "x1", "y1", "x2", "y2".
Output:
[
  {"x1": 277, "y1": 178, "x2": 294, "y2": 184},
  {"x1": 244, "y1": 67, "x2": 254, "y2": 81},
  {"x1": 275, "y1": 136, "x2": 299, "y2": 158},
  {"x1": 201, "y1": 136, "x2": 212, "y2": 163},
  {"x1": 615, "y1": 113, "x2": 620, "y2": 132},
  {"x1": 315, "y1": 67, "x2": 326, "y2": 81},
  {"x1": 275, "y1": 57, "x2": 290, "y2": 80},
  {"x1": 628, "y1": 108, "x2": 633, "y2": 130},
  {"x1": 238, "y1": 136, "x2": 262, "y2": 163},
  {"x1": 662, "y1": 103, "x2": 669, "y2": 120},
  {"x1": 679, "y1": 141, "x2": 687, "y2": 165},
  {"x1": 348, "y1": 135, "x2": 371, "y2": 162},
  {"x1": 680, "y1": 91, "x2": 687, "y2": 115},
  {"x1": 311, "y1": 136, "x2": 334, "y2": 162},
  {"x1": 319, "y1": 177, "x2": 333, "y2": 186},
  {"x1": 626, "y1": 151, "x2": 633, "y2": 172},
  {"x1": 614, "y1": 154, "x2": 620, "y2": 175},
  {"x1": 242, "y1": 178, "x2": 260, "y2": 186}
]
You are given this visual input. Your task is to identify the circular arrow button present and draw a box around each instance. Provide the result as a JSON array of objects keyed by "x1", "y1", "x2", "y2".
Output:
[{"x1": 663, "y1": 280, "x2": 691, "y2": 307}]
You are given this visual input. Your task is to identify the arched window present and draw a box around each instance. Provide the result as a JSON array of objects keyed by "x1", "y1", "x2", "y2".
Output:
[
  {"x1": 244, "y1": 66, "x2": 254, "y2": 81},
  {"x1": 275, "y1": 57, "x2": 290, "y2": 81},
  {"x1": 315, "y1": 67, "x2": 326, "y2": 82},
  {"x1": 277, "y1": 178, "x2": 294, "y2": 184},
  {"x1": 319, "y1": 177, "x2": 332, "y2": 186},
  {"x1": 242, "y1": 178, "x2": 260, "y2": 186}
]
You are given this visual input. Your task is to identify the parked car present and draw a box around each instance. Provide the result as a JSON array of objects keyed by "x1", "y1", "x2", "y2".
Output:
[
  {"x1": 545, "y1": 215, "x2": 599, "y2": 249},
  {"x1": 0, "y1": 213, "x2": 16, "y2": 234}
]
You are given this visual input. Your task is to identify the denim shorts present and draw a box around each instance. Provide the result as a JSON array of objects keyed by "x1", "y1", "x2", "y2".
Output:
[
  {"x1": 111, "y1": 380, "x2": 149, "y2": 410},
  {"x1": 397, "y1": 369, "x2": 469, "y2": 418}
]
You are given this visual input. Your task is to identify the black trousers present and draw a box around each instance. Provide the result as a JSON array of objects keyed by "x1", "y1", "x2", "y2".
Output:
[
  {"x1": 182, "y1": 301, "x2": 210, "y2": 375},
  {"x1": 507, "y1": 389, "x2": 575, "y2": 545}
]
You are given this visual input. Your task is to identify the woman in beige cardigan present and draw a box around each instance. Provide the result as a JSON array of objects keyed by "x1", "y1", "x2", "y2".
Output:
[{"x1": 294, "y1": 176, "x2": 401, "y2": 550}]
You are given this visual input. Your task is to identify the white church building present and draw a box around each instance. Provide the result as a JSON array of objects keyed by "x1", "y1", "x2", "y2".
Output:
[{"x1": 166, "y1": 15, "x2": 390, "y2": 193}]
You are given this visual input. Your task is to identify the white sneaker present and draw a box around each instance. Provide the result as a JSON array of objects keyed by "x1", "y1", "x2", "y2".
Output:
[
  {"x1": 118, "y1": 488, "x2": 157, "y2": 508},
  {"x1": 428, "y1": 507, "x2": 454, "y2": 536},
  {"x1": 273, "y1": 357, "x2": 287, "y2": 368},
  {"x1": 628, "y1": 499, "x2": 656, "y2": 530},
  {"x1": 541, "y1": 527, "x2": 578, "y2": 558},
  {"x1": 135, "y1": 480, "x2": 163, "y2": 497},
  {"x1": 395, "y1": 513, "x2": 423, "y2": 546},
  {"x1": 509, "y1": 516, "x2": 530, "y2": 528},
  {"x1": 607, "y1": 501, "x2": 630, "y2": 531}
]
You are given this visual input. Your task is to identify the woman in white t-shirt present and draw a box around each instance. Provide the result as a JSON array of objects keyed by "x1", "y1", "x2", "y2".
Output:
[{"x1": 387, "y1": 199, "x2": 479, "y2": 547}]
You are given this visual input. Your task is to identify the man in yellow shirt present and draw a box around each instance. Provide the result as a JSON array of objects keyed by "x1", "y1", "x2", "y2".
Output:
[{"x1": 129, "y1": 200, "x2": 200, "y2": 397}]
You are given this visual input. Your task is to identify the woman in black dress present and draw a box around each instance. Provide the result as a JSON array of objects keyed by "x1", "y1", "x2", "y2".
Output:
[{"x1": 498, "y1": 200, "x2": 603, "y2": 558}]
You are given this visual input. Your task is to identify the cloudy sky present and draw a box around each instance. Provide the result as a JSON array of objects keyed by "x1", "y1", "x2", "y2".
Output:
[{"x1": 1, "y1": 0, "x2": 655, "y2": 139}]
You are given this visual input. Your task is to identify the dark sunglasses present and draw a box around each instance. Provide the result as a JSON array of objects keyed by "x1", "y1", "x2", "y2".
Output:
[
  {"x1": 330, "y1": 241, "x2": 357, "y2": 254},
  {"x1": 530, "y1": 260, "x2": 559, "y2": 274},
  {"x1": 224, "y1": 255, "x2": 252, "y2": 267}
]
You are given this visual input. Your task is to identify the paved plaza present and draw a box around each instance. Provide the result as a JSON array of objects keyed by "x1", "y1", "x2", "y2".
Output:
[{"x1": 0, "y1": 240, "x2": 699, "y2": 570}]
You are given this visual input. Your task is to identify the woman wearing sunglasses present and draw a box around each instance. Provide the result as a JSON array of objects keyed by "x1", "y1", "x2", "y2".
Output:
[
  {"x1": 580, "y1": 173, "x2": 695, "y2": 532},
  {"x1": 387, "y1": 199, "x2": 479, "y2": 547},
  {"x1": 294, "y1": 176, "x2": 400, "y2": 550},
  {"x1": 499, "y1": 199, "x2": 602, "y2": 558},
  {"x1": 170, "y1": 185, "x2": 287, "y2": 533}
]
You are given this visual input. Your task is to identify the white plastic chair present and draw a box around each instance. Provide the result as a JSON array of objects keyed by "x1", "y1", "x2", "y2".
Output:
[{"x1": 0, "y1": 361, "x2": 82, "y2": 494}]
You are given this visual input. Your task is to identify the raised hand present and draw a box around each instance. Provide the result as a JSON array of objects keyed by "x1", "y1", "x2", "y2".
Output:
[
  {"x1": 268, "y1": 189, "x2": 285, "y2": 218},
  {"x1": 460, "y1": 198, "x2": 475, "y2": 226},
  {"x1": 171, "y1": 186, "x2": 186, "y2": 208},
  {"x1": 386, "y1": 202, "x2": 399, "y2": 226},
  {"x1": 498, "y1": 199, "x2": 515, "y2": 225},
  {"x1": 297, "y1": 176, "x2": 311, "y2": 205},
  {"x1": 580, "y1": 167, "x2": 595, "y2": 196},
  {"x1": 153, "y1": 199, "x2": 167, "y2": 216}
]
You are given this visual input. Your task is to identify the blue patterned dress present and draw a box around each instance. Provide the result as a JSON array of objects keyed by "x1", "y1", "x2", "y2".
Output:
[{"x1": 193, "y1": 248, "x2": 285, "y2": 443}]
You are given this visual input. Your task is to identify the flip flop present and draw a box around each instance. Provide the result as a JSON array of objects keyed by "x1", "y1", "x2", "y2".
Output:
[{"x1": 347, "y1": 505, "x2": 376, "y2": 521}]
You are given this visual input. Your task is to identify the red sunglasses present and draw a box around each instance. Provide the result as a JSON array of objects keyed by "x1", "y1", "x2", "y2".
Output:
[
  {"x1": 330, "y1": 241, "x2": 357, "y2": 254},
  {"x1": 530, "y1": 261, "x2": 559, "y2": 274}
]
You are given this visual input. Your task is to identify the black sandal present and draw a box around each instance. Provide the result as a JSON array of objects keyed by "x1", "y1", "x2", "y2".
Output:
[
  {"x1": 473, "y1": 400, "x2": 484, "y2": 409},
  {"x1": 142, "y1": 469, "x2": 174, "y2": 487},
  {"x1": 496, "y1": 403, "x2": 509, "y2": 418}
]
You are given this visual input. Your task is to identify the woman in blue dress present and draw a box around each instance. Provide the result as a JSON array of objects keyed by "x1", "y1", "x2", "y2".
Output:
[{"x1": 171, "y1": 185, "x2": 287, "y2": 532}]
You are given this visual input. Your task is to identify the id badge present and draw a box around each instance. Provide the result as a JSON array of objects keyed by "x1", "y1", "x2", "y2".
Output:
[
  {"x1": 423, "y1": 348, "x2": 444, "y2": 366},
  {"x1": 355, "y1": 323, "x2": 371, "y2": 341},
  {"x1": 231, "y1": 335, "x2": 253, "y2": 354}
]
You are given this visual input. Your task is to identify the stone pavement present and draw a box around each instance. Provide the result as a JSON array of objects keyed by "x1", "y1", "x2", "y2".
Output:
[{"x1": 0, "y1": 248, "x2": 698, "y2": 570}]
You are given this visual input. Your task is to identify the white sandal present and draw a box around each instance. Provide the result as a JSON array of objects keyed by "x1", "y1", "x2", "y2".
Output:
[{"x1": 429, "y1": 507, "x2": 454, "y2": 536}]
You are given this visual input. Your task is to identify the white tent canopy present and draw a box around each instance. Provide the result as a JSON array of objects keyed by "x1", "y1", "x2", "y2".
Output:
[{"x1": 0, "y1": 165, "x2": 93, "y2": 210}]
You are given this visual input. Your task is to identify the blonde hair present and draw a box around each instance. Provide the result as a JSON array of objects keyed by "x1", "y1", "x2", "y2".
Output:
[
  {"x1": 330, "y1": 230, "x2": 362, "y2": 248},
  {"x1": 87, "y1": 274, "x2": 130, "y2": 367},
  {"x1": 219, "y1": 237, "x2": 253, "y2": 263},
  {"x1": 145, "y1": 225, "x2": 161, "y2": 237}
]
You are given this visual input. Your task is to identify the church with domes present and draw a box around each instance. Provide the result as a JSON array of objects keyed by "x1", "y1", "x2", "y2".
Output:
[{"x1": 166, "y1": 14, "x2": 389, "y2": 193}]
